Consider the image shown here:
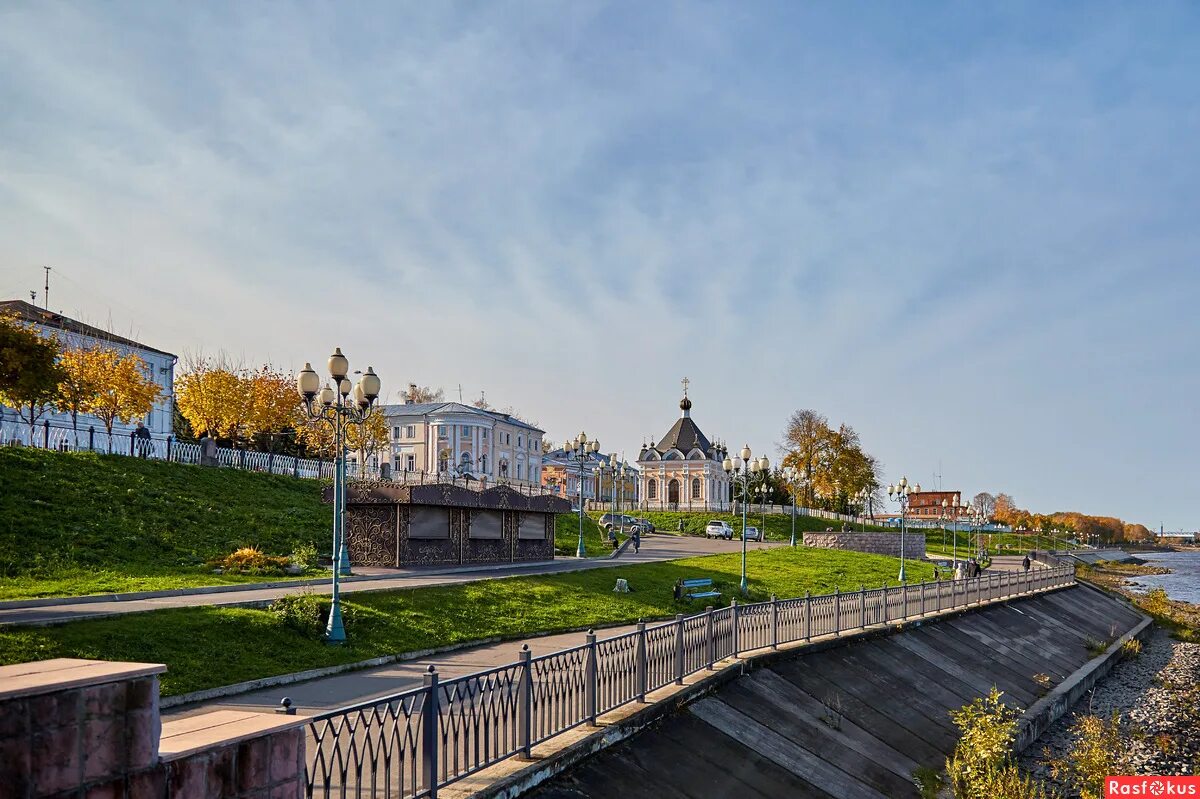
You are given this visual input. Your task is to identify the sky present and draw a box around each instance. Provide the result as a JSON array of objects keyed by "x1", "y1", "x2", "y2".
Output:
[{"x1": 1, "y1": 2, "x2": 1197, "y2": 529}]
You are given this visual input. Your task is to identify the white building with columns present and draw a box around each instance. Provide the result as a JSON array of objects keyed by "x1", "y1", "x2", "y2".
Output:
[{"x1": 636, "y1": 387, "x2": 731, "y2": 511}]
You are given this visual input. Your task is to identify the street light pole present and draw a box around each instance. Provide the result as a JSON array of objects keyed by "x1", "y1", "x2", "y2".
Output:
[
  {"x1": 783, "y1": 466, "x2": 798, "y2": 547},
  {"x1": 296, "y1": 352, "x2": 382, "y2": 645},
  {"x1": 887, "y1": 476, "x2": 918, "y2": 583},
  {"x1": 724, "y1": 445, "x2": 767, "y2": 596},
  {"x1": 568, "y1": 432, "x2": 600, "y2": 558}
]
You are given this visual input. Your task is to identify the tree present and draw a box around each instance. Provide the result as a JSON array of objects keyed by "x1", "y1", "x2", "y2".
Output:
[
  {"x1": 296, "y1": 413, "x2": 390, "y2": 468},
  {"x1": 176, "y1": 360, "x2": 247, "y2": 440},
  {"x1": 243, "y1": 366, "x2": 301, "y2": 446},
  {"x1": 780, "y1": 409, "x2": 829, "y2": 506},
  {"x1": 993, "y1": 493, "x2": 1017, "y2": 525},
  {"x1": 0, "y1": 314, "x2": 65, "y2": 438},
  {"x1": 55, "y1": 346, "x2": 106, "y2": 444},
  {"x1": 405, "y1": 384, "x2": 444, "y2": 404},
  {"x1": 972, "y1": 492, "x2": 996, "y2": 521},
  {"x1": 82, "y1": 349, "x2": 162, "y2": 448}
]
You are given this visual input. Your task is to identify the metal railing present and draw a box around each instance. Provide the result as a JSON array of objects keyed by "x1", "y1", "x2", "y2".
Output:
[
  {"x1": 0, "y1": 418, "x2": 555, "y2": 495},
  {"x1": 304, "y1": 563, "x2": 1076, "y2": 798}
]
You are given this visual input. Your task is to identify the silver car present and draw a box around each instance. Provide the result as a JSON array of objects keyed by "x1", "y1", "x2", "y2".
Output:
[
  {"x1": 705, "y1": 520, "x2": 734, "y2": 540},
  {"x1": 742, "y1": 526, "x2": 763, "y2": 541}
]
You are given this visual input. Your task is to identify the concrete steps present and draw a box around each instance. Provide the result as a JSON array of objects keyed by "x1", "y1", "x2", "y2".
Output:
[{"x1": 529, "y1": 585, "x2": 1146, "y2": 799}]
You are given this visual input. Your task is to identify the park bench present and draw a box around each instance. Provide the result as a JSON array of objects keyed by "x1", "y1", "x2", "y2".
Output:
[{"x1": 674, "y1": 577, "x2": 721, "y2": 601}]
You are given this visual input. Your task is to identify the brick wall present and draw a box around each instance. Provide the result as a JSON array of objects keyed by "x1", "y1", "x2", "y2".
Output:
[{"x1": 803, "y1": 531, "x2": 927, "y2": 559}]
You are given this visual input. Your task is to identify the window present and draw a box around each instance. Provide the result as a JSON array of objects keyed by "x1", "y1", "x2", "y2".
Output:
[
  {"x1": 393, "y1": 426, "x2": 400, "y2": 440},
  {"x1": 479, "y1": 454, "x2": 488, "y2": 473},
  {"x1": 648, "y1": 479, "x2": 658, "y2": 500},
  {"x1": 462, "y1": 425, "x2": 471, "y2": 437},
  {"x1": 406, "y1": 425, "x2": 416, "y2": 438},
  {"x1": 460, "y1": 452, "x2": 470, "y2": 467},
  {"x1": 482, "y1": 429, "x2": 488, "y2": 440},
  {"x1": 518, "y1": 435, "x2": 523, "y2": 448},
  {"x1": 438, "y1": 426, "x2": 448, "y2": 439},
  {"x1": 405, "y1": 454, "x2": 415, "y2": 471},
  {"x1": 517, "y1": 463, "x2": 524, "y2": 479},
  {"x1": 692, "y1": 478, "x2": 701, "y2": 499}
]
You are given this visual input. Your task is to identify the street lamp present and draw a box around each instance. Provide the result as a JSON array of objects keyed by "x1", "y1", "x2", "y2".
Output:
[
  {"x1": 782, "y1": 465, "x2": 801, "y2": 546},
  {"x1": 601, "y1": 455, "x2": 628, "y2": 538},
  {"x1": 724, "y1": 446, "x2": 768, "y2": 595},
  {"x1": 565, "y1": 431, "x2": 600, "y2": 558},
  {"x1": 887, "y1": 476, "x2": 917, "y2": 583},
  {"x1": 296, "y1": 350, "x2": 381, "y2": 645}
]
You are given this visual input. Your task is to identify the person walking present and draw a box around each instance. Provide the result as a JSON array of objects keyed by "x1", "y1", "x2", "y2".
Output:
[
  {"x1": 134, "y1": 422, "x2": 152, "y2": 458},
  {"x1": 1022, "y1": 554, "x2": 1032, "y2": 572},
  {"x1": 631, "y1": 528, "x2": 641, "y2": 554}
]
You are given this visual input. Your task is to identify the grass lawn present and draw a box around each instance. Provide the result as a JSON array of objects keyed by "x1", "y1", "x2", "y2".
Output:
[
  {"x1": 590, "y1": 509, "x2": 893, "y2": 540},
  {"x1": 554, "y1": 513, "x2": 609, "y2": 557},
  {"x1": 0, "y1": 546, "x2": 934, "y2": 697}
]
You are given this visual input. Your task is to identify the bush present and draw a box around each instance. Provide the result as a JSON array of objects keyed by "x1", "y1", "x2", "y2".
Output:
[
  {"x1": 289, "y1": 543, "x2": 319, "y2": 570},
  {"x1": 269, "y1": 592, "x2": 355, "y2": 639},
  {"x1": 1050, "y1": 714, "x2": 1129, "y2": 799},
  {"x1": 210, "y1": 546, "x2": 291, "y2": 575},
  {"x1": 946, "y1": 687, "x2": 1020, "y2": 799}
]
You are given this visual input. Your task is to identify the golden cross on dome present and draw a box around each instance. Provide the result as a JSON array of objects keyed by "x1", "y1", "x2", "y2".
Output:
[{"x1": 681, "y1": 376, "x2": 690, "y2": 397}]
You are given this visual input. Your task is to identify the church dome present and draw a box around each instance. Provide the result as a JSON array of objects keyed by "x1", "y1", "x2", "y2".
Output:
[{"x1": 679, "y1": 396, "x2": 693, "y2": 412}]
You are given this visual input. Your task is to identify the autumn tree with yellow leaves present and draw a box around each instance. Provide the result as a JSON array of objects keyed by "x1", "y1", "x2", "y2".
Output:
[
  {"x1": 80, "y1": 348, "x2": 162, "y2": 448},
  {"x1": 55, "y1": 346, "x2": 105, "y2": 443},
  {"x1": 296, "y1": 411, "x2": 389, "y2": 468},
  {"x1": 175, "y1": 359, "x2": 301, "y2": 448}
]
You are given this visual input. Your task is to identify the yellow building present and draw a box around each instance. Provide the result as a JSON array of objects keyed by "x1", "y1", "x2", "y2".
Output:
[{"x1": 636, "y1": 388, "x2": 731, "y2": 511}]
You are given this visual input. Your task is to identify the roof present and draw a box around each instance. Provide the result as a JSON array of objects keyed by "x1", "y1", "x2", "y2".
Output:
[
  {"x1": 1, "y1": 300, "x2": 176, "y2": 358},
  {"x1": 654, "y1": 416, "x2": 712, "y2": 455},
  {"x1": 379, "y1": 401, "x2": 544, "y2": 433}
]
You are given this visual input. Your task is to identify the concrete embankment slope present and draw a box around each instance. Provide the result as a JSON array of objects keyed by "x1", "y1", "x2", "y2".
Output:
[{"x1": 530, "y1": 586, "x2": 1146, "y2": 799}]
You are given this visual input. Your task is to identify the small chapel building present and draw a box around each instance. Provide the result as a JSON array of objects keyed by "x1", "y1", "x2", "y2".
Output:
[{"x1": 636, "y1": 385, "x2": 732, "y2": 511}]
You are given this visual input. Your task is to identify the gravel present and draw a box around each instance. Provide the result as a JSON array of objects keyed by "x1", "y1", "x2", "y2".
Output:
[{"x1": 1020, "y1": 627, "x2": 1200, "y2": 792}]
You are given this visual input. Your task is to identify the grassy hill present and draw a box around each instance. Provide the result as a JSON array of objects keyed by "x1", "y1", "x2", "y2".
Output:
[{"x1": 0, "y1": 447, "x2": 333, "y2": 597}]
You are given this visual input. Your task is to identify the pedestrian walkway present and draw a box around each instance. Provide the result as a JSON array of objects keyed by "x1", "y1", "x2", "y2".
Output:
[{"x1": 0, "y1": 535, "x2": 780, "y2": 627}]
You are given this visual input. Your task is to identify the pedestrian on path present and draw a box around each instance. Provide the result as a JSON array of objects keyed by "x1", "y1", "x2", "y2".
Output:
[
  {"x1": 631, "y1": 529, "x2": 641, "y2": 553},
  {"x1": 134, "y1": 422, "x2": 152, "y2": 458},
  {"x1": 1023, "y1": 554, "x2": 1032, "y2": 572}
]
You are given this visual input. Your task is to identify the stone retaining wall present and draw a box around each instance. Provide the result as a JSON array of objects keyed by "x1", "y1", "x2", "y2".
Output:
[{"x1": 802, "y1": 531, "x2": 926, "y2": 559}]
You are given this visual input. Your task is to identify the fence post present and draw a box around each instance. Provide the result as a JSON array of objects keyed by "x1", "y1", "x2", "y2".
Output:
[
  {"x1": 518, "y1": 645, "x2": 532, "y2": 757},
  {"x1": 129, "y1": 430, "x2": 135, "y2": 456},
  {"x1": 705, "y1": 606, "x2": 715, "y2": 669},
  {"x1": 901, "y1": 580, "x2": 907, "y2": 620},
  {"x1": 239, "y1": 448, "x2": 247, "y2": 469},
  {"x1": 804, "y1": 590, "x2": 811, "y2": 641},
  {"x1": 166, "y1": 435, "x2": 172, "y2": 462},
  {"x1": 268, "y1": 451, "x2": 275, "y2": 474},
  {"x1": 833, "y1": 588, "x2": 841, "y2": 636},
  {"x1": 88, "y1": 426, "x2": 94, "y2": 452},
  {"x1": 42, "y1": 420, "x2": 49, "y2": 449},
  {"x1": 585, "y1": 630, "x2": 598, "y2": 724},
  {"x1": 731, "y1": 599, "x2": 740, "y2": 656},
  {"x1": 635, "y1": 620, "x2": 648, "y2": 702},
  {"x1": 675, "y1": 614, "x2": 686, "y2": 685},
  {"x1": 422, "y1": 666, "x2": 440, "y2": 799},
  {"x1": 859, "y1": 585, "x2": 867, "y2": 629},
  {"x1": 770, "y1": 594, "x2": 778, "y2": 650}
]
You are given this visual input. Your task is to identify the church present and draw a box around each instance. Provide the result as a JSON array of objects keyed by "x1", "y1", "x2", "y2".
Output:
[{"x1": 636, "y1": 381, "x2": 732, "y2": 511}]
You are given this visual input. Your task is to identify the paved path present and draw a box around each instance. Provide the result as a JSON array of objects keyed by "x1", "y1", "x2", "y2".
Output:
[{"x1": 0, "y1": 535, "x2": 779, "y2": 627}]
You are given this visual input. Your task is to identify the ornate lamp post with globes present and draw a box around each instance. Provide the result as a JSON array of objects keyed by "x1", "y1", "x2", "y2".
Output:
[
  {"x1": 887, "y1": 476, "x2": 919, "y2": 583},
  {"x1": 296, "y1": 349, "x2": 381, "y2": 645},
  {"x1": 723, "y1": 444, "x2": 769, "y2": 595},
  {"x1": 782, "y1": 465, "x2": 802, "y2": 547},
  {"x1": 565, "y1": 431, "x2": 600, "y2": 558}
]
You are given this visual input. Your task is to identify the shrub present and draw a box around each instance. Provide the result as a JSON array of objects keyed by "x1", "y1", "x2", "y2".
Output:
[
  {"x1": 946, "y1": 687, "x2": 1020, "y2": 799},
  {"x1": 289, "y1": 543, "x2": 319, "y2": 570},
  {"x1": 1141, "y1": 588, "x2": 1171, "y2": 618},
  {"x1": 269, "y1": 592, "x2": 355, "y2": 639},
  {"x1": 1121, "y1": 637, "x2": 1143, "y2": 657},
  {"x1": 210, "y1": 546, "x2": 290, "y2": 575},
  {"x1": 1049, "y1": 713, "x2": 1130, "y2": 799}
]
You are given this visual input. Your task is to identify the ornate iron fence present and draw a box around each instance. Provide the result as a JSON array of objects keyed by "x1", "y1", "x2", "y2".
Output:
[{"x1": 304, "y1": 564, "x2": 1076, "y2": 798}]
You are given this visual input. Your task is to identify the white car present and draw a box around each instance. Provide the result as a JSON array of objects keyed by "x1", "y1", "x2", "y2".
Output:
[
  {"x1": 742, "y1": 526, "x2": 763, "y2": 541},
  {"x1": 705, "y1": 520, "x2": 734, "y2": 540}
]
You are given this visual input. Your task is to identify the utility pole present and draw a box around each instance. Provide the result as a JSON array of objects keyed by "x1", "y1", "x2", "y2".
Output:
[{"x1": 43, "y1": 266, "x2": 51, "y2": 309}]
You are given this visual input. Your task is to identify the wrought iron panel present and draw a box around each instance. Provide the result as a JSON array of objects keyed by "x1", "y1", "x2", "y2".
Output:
[
  {"x1": 777, "y1": 597, "x2": 806, "y2": 645},
  {"x1": 737, "y1": 603, "x2": 772, "y2": 652},
  {"x1": 530, "y1": 645, "x2": 589, "y2": 744},
  {"x1": 680, "y1": 614, "x2": 710, "y2": 674},
  {"x1": 711, "y1": 607, "x2": 735, "y2": 661},
  {"x1": 643, "y1": 620, "x2": 678, "y2": 692},
  {"x1": 307, "y1": 689, "x2": 427, "y2": 799},
  {"x1": 435, "y1": 664, "x2": 523, "y2": 786},
  {"x1": 595, "y1": 631, "x2": 639, "y2": 714}
]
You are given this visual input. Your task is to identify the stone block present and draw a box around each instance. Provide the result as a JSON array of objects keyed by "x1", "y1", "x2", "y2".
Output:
[
  {"x1": 125, "y1": 709, "x2": 160, "y2": 771},
  {"x1": 125, "y1": 678, "x2": 159, "y2": 714},
  {"x1": 267, "y1": 731, "x2": 299, "y2": 784},
  {"x1": 29, "y1": 688, "x2": 82, "y2": 729},
  {"x1": 83, "y1": 682, "x2": 127, "y2": 720},
  {"x1": 167, "y1": 755, "x2": 207, "y2": 798},
  {"x1": 83, "y1": 776, "x2": 126, "y2": 799},
  {"x1": 270, "y1": 777, "x2": 302, "y2": 799},
  {"x1": 31, "y1": 723, "x2": 82, "y2": 795},
  {"x1": 236, "y1": 737, "x2": 270, "y2": 792},
  {"x1": 0, "y1": 696, "x2": 30, "y2": 739},
  {"x1": 127, "y1": 768, "x2": 166, "y2": 799},
  {"x1": 0, "y1": 733, "x2": 32, "y2": 794},
  {"x1": 83, "y1": 715, "x2": 126, "y2": 782},
  {"x1": 205, "y1": 744, "x2": 236, "y2": 796}
]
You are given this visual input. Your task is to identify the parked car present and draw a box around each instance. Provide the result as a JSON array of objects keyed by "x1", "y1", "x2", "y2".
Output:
[
  {"x1": 627, "y1": 518, "x2": 655, "y2": 534},
  {"x1": 742, "y1": 526, "x2": 763, "y2": 541},
  {"x1": 599, "y1": 513, "x2": 645, "y2": 532},
  {"x1": 705, "y1": 520, "x2": 734, "y2": 540}
]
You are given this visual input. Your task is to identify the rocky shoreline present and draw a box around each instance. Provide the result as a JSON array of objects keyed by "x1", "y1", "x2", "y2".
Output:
[{"x1": 1020, "y1": 627, "x2": 1199, "y2": 789}]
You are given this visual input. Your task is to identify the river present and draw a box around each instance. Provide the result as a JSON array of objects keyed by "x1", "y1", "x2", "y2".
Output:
[{"x1": 1126, "y1": 550, "x2": 1200, "y2": 604}]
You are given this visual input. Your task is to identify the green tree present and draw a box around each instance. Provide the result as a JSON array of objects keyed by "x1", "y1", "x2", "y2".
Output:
[{"x1": 0, "y1": 314, "x2": 65, "y2": 439}]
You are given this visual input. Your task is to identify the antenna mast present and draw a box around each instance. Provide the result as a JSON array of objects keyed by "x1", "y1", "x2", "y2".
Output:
[{"x1": 43, "y1": 266, "x2": 51, "y2": 309}]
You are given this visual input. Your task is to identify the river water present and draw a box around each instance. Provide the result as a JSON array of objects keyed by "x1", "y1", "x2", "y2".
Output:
[{"x1": 1125, "y1": 550, "x2": 1200, "y2": 604}]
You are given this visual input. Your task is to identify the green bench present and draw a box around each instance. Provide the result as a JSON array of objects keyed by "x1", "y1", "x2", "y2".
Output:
[{"x1": 674, "y1": 577, "x2": 721, "y2": 601}]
